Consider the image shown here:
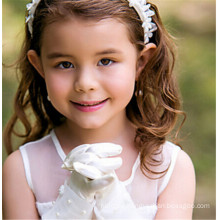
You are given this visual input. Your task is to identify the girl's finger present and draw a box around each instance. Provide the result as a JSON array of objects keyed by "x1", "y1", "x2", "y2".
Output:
[
  {"x1": 63, "y1": 152, "x2": 99, "y2": 169},
  {"x1": 88, "y1": 143, "x2": 122, "y2": 157},
  {"x1": 63, "y1": 144, "x2": 91, "y2": 167},
  {"x1": 73, "y1": 162, "x2": 103, "y2": 179},
  {"x1": 89, "y1": 157, "x2": 123, "y2": 173}
]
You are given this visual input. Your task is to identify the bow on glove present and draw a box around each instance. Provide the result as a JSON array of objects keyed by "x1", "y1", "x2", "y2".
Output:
[{"x1": 62, "y1": 143, "x2": 123, "y2": 202}]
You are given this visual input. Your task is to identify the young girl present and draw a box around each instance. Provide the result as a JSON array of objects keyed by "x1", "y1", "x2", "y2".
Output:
[{"x1": 3, "y1": 0, "x2": 195, "y2": 219}]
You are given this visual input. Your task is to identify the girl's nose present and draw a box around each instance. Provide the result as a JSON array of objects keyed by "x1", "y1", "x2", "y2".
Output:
[{"x1": 74, "y1": 67, "x2": 99, "y2": 93}]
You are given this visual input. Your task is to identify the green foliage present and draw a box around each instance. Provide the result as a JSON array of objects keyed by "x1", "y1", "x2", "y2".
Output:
[{"x1": 160, "y1": 2, "x2": 216, "y2": 219}]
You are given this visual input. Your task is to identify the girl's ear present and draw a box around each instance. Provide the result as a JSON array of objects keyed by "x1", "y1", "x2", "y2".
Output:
[
  {"x1": 27, "y1": 50, "x2": 45, "y2": 78},
  {"x1": 136, "y1": 43, "x2": 156, "y2": 80}
]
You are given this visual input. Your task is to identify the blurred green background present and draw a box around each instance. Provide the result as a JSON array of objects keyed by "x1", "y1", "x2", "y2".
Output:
[{"x1": 2, "y1": 0, "x2": 216, "y2": 219}]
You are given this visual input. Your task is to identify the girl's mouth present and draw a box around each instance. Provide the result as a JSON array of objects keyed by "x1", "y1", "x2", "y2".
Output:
[{"x1": 71, "y1": 98, "x2": 109, "y2": 112}]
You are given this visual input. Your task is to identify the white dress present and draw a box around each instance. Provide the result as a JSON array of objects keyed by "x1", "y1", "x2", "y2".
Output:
[{"x1": 19, "y1": 130, "x2": 181, "y2": 219}]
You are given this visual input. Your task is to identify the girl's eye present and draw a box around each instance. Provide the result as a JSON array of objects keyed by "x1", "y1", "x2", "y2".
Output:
[
  {"x1": 98, "y1": 59, "x2": 113, "y2": 66},
  {"x1": 58, "y1": 61, "x2": 74, "y2": 69}
]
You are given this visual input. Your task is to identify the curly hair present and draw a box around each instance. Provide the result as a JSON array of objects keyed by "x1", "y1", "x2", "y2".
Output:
[{"x1": 3, "y1": 0, "x2": 185, "y2": 177}]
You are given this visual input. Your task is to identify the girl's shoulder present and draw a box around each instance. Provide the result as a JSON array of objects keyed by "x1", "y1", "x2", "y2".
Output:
[
  {"x1": 160, "y1": 141, "x2": 194, "y2": 174},
  {"x1": 3, "y1": 149, "x2": 28, "y2": 193},
  {"x1": 159, "y1": 141, "x2": 192, "y2": 172},
  {"x1": 9, "y1": 130, "x2": 68, "y2": 203},
  {"x1": 161, "y1": 141, "x2": 181, "y2": 154},
  {"x1": 152, "y1": 141, "x2": 181, "y2": 176},
  {"x1": 3, "y1": 133, "x2": 54, "y2": 195},
  {"x1": 3, "y1": 133, "x2": 52, "y2": 171},
  {"x1": 3, "y1": 149, "x2": 39, "y2": 218},
  {"x1": 169, "y1": 146, "x2": 195, "y2": 184},
  {"x1": 155, "y1": 143, "x2": 196, "y2": 218},
  {"x1": 3, "y1": 150, "x2": 24, "y2": 175},
  {"x1": 161, "y1": 141, "x2": 195, "y2": 183},
  {"x1": 156, "y1": 141, "x2": 195, "y2": 195},
  {"x1": 19, "y1": 130, "x2": 66, "y2": 165},
  {"x1": 20, "y1": 132, "x2": 52, "y2": 150}
]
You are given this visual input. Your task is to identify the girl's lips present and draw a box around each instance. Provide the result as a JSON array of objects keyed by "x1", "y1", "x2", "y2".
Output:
[{"x1": 71, "y1": 99, "x2": 109, "y2": 112}]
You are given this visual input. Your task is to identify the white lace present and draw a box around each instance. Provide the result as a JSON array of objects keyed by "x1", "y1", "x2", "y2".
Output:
[{"x1": 126, "y1": 0, "x2": 157, "y2": 43}]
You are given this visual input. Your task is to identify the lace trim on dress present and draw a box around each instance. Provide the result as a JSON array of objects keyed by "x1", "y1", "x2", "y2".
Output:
[
  {"x1": 20, "y1": 145, "x2": 35, "y2": 193},
  {"x1": 50, "y1": 130, "x2": 66, "y2": 161}
]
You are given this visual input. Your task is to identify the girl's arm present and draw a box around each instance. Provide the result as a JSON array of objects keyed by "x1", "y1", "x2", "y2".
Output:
[
  {"x1": 3, "y1": 150, "x2": 40, "y2": 219},
  {"x1": 155, "y1": 150, "x2": 196, "y2": 219}
]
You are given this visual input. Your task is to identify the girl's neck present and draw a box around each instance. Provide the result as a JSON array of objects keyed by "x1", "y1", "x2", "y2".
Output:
[{"x1": 55, "y1": 111, "x2": 137, "y2": 154}]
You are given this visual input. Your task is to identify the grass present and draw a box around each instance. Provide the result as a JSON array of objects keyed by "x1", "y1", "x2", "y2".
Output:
[{"x1": 2, "y1": 0, "x2": 216, "y2": 219}]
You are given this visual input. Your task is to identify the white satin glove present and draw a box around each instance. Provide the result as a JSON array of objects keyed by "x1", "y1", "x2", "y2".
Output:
[
  {"x1": 63, "y1": 143, "x2": 142, "y2": 219},
  {"x1": 62, "y1": 143, "x2": 123, "y2": 201},
  {"x1": 42, "y1": 143, "x2": 122, "y2": 219},
  {"x1": 94, "y1": 176, "x2": 144, "y2": 219}
]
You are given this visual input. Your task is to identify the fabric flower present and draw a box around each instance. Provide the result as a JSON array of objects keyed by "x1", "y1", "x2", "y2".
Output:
[
  {"x1": 26, "y1": 0, "x2": 41, "y2": 36},
  {"x1": 126, "y1": 0, "x2": 157, "y2": 44}
]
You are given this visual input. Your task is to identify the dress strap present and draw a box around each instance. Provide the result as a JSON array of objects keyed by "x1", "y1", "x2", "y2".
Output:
[
  {"x1": 50, "y1": 130, "x2": 66, "y2": 161},
  {"x1": 122, "y1": 153, "x2": 140, "y2": 186},
  {"x1": 19, "y1": 145, "x2": 35, "y2": 193},
  {"x1": 157, "y1": 144, "x2": 181, "y2": 196}
]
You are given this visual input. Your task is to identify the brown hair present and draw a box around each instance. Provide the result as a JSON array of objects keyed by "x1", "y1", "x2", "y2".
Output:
[{"x1": 3, "y1": 0, "x2": 185, "y2": 177}]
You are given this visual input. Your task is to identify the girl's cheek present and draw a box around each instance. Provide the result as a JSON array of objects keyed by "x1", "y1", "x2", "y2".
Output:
[{"x1": 45, "y1": 74, "x2": 73, "y2": 92}]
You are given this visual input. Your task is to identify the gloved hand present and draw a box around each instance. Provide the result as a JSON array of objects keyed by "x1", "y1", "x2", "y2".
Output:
[
  {"x1": 62, "y1": 143, "x2": 123, "y2": 201},
  {"x1": 42, "y1": 143, "x2": 123, "y2": 219},
  {"x1": 93, "y1": 171, "x2": 144, "y2": 219}
]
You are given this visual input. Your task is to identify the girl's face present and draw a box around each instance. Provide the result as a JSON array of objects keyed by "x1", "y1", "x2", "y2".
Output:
[{"x1": 29, "y1": 17, "x2": 143, "y2": 129}]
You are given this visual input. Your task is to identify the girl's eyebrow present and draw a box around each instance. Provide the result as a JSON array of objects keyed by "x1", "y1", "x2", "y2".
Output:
[
  {"x1": 47, "y1": 52, "x2": 74, "y2": 59},
  {"x1": 95, "y1": 49, "x2": 123, "y2": 56},
  {"x1": 46, "y1": 49, "x2": 122, "y2": 59}
]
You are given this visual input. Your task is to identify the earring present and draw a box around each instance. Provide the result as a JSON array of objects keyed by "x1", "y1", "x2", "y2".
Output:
[
  {"x1": 135, "y1": 90, "x2": 143, "y2": 97},
  {"x1": 47, "y1": 95, "x2": 51, "y2": 101}
]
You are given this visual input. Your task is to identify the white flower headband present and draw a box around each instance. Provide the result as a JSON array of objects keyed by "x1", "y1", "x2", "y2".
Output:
[
  {"x1": 26, "y1": 0, "x2": 41, "y2": 36},
  {"x1": 26, "y1": 0, "x2": 157, "y2": 43},
  {"x1": 126, "y1": 0, "x2": 157, "y2": 44}
]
